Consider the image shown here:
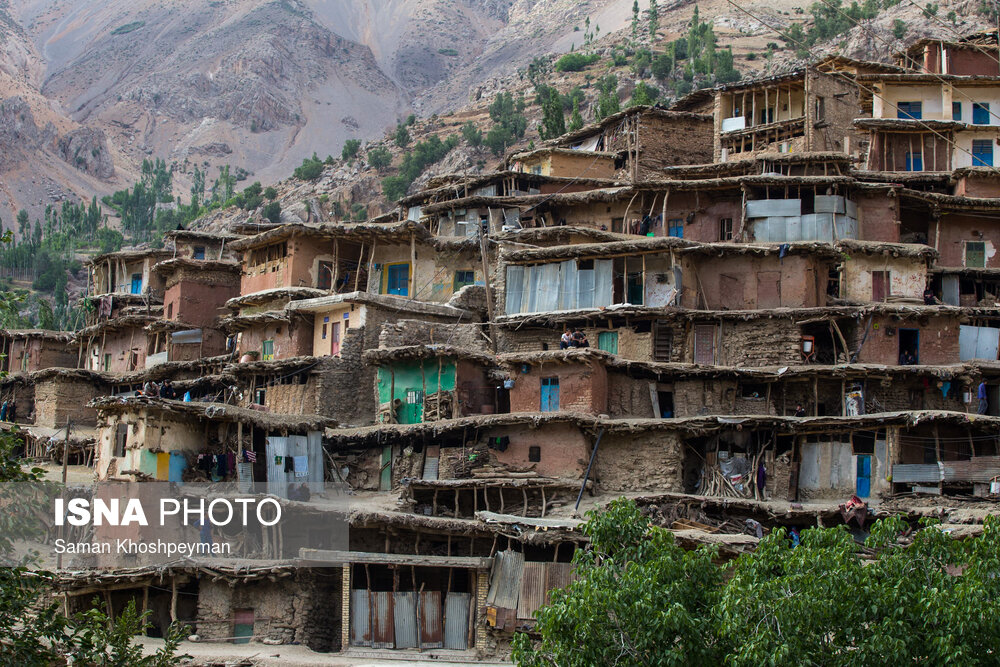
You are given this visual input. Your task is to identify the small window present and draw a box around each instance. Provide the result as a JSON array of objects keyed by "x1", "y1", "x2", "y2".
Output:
[
  {"x1": 758, "y1": 108, "x2": 774, "y2": 124},
  {"x1": 528, "y1": 446, "x2": 541, "y2": 462},
  {"x1": 953, "y1": 101, "x2": 962, "y2": 121},
  {"x1": 973, "y1": 102, "x2": 991, "y2": 125},
  {"x1": 815, "y1": 96, "x2": 826, "y2": 121},
  {"x1": 966, "y1": 241, "x2": 987, "y2": 268},
  {"x1": 454, "y1": 270, "x2": 475, "y2": 291},
  {"x1": 103, "y1": 354, "x2": 111, "y2": 371},
  {"x1": 321, "y1": 323, "x2": 327, "y2": 340},
  {"x1": 668, "y1": 219, "x2": 684, "y2": 238},
  {"x1": 905, "y1": 152, "x2": 923, "y2": 172},
  {"x1": 262, "y1": 340, "x2": 274, "y2": 361},
  {"x1": 597, "y1": 331, "x2": 619, "y2": 354},
  {"x1": 254, "y1": 388, "x2": 265, "y2": 405},
  {"x1": 192, "y1": 246, "x2": 206, "y2": 260},
  {"x1": 114, "y1": 423, "x2": 127, "y2": 457},
  {"x1": 406, "y1": 390, "x2": 424, "y2": 404},
  {"x1": 972, "y1": 139, "x2": 994, "y2": 167},
  {"x1": 167, "y1": 302, "x2": 174, "y2": 319},
  {"x1": 719, "y1": 218, "x2": 734, "y2": 241},
  {"x1": 897, "y1": 101, "x2": 922, "y2": 120}
]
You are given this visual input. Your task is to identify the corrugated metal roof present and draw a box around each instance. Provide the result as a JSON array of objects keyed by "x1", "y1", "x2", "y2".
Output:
[
  {"x1": 517, "y1": 561, "x2": 547, "y2": 620},
  {"x1": 393, "y1": 592, "x2": 418, "y2": 649},
  {"x1": 544, "y1": 562, "x2": 577, "y2": 606},
  {"x1": 444, "y1": 592, "x2": 472, "y2": 649},
  {"x1": 942, "y1": 456, "x2": 1000, "y2": 483},
  {"x1": 892, "y1": 463, "x2": 941, "y2": 483},
  {"x1": 486, "y1": 550, "x2": 523, "y2": 609}
]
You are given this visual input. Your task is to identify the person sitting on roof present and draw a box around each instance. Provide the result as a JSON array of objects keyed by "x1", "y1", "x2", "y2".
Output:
[
  {"x1": 559, "y1": 329, "x2": 573, "y2": 350},
  {"x1": 899, "y1": 349, "x2": 917, "y2": 366},
  {"x1": 572, "y1": 330, "x2": 590, "y2": 348},
  {"x1": 923, "y1": 286, "x2": 937, "y2": 305},
  {"x1": 794, "y1": 404, "x2": 807, "y2": 417},
  {"x1": 142, "y1": 381, "x2": 158, "y2": 397},
  {"x1": 159, "y1": 380, "x2": 177, "y2": 400}
]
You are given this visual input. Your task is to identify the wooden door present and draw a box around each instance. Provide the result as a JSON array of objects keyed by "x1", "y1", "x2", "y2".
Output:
[
  {"x1": 330, "y1": 322, "x2": 341, "y2": 356},
  {"x1": 720, "y1": 274, "x2": 743, "y2": 310},
  {"x1": 694, "y1": 325, "x2": 716, "y2": 365},
  {"x1": 872, "y1": 271, "x2": 889, "y2": 302},
  {"x1": 233, "y1": 608, "x2": 254, "y2": 644}
]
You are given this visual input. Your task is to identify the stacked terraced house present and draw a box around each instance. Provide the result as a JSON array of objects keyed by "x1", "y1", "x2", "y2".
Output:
[{"x1": 4, "y1": 29, "x2": 1000, "y2": 660}]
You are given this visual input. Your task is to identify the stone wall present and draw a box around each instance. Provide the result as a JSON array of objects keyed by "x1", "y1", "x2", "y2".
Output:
[
  {"x1": 34, "y1": 376, "x2": 102, "y2": 427},
  {"x1": 594, "y1": 430, "x2": 684, "y2": 493}
]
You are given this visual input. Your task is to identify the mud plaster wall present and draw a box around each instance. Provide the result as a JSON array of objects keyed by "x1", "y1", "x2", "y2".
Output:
[
  {"x1": 196, "y1": 572, "x2": 341, "y2": 650},
  {"x1": 378, "y1": 320, "x2": 485, "y2": 349},
  {"x1": 6, "y1": 339, "x2": 77, "y2": 373},
  {"x1": 841, "y1": 255, "x2": 927, "y2": 302},
  {"x1": 34, "y1": 378, "x2": 101, "y2": 427},
  {"x1": 637, "y1": 116, "x2": 714, "y2": 174},
  {"x1": 684, "y1": 254, "x2": 824, "y2": 309},
  {"x1": 523, "y1": 152, "x2": 616, "y2": 179},
  {"x1": 241, "y1": 237, "x2": 333, "y2": 294},
  {"x1": 490, "y1": 423, "x2": 590, "y2": 478},
  {"x1": 497, "y1": 325, "x2": 657, "y2": 362},
  {"x1": 238, "y1": 320, "x2": 313, "y2": 360},
  {"x1": 89, "y1": 329, "x2": 147, "y2": 373},
  {"x1": 657, "y1": 191, "x2": 742, "y2": 243},
  {"x1": 807, "y1": 71, "x2": 864, "y2": 155},
  {"x1": 671, "y1": 378, "x2": 741, "y2": 417},
  {"x1": 946, "y1": 48, "x2": 1000, "y2": 75},
  {"x1": 368, "y1": 244, "x2": 481, "y2": 303},
  {"x1": 594, "y1": 430, "x2": 684, "y2": 493},
  {"x1": 0, "y1": 383, "x2": 32, "y2": 423},
  {"x1": 606, "y1": 371, "x2": 656, "y2": 418},
  {"x1": 170, "y1": 330, "x2": 228, "y2": 361},
  {"x1": 953, "y1": 174, "x2": 1000, "y2": 197},
  {"x1": 851, "y1": 315, "x2": 960, "y2": 365},
  {"x1": 930, "y1": 213, "x2": 1000, "y2": 268},
  {"x1": 96, "y1": 410, "x2": 204, "y2": 480},
  {"x1": 691, "y1": 319, "x2": 805, "y2": 366},
  {"x1": 856, "y1": 192, "x2": 899, "y2": 242},
  {"x1": 508, "y1": 362, "x2": 607, "y2": 415},
  {"x1": 164, "y1": 274, "x2": 239, "y2": 328}
]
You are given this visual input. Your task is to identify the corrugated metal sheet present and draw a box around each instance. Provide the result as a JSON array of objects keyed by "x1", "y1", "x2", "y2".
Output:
[
  {"x1": 265, "y1": 436, "x2": 288, "y2": 497},
  {"x1": 544, "y1": 562, "x2": 576, "y2": 606},
  {"x1": 307, "y1": 431, "x2": 324, "y2": 485},
  {"x1": 444, "y1": 592, "x2": 471, "y2": 649},
  {"x1": 393, "y1": 592, "x2": 417, "y2": 649},
  {"x1": 486, "y1": 550, "x2": 524, "y2": 609},
  {"x1": 942, "y1": 456, "x2": 1000, "y2": 483},
  {"x1": 892, "y1": 463, "x2": 941, "y2": 484},
  {"x1": 517, "y1": 562, "x2": 546, "y2": 620},
  {"x1": 350, "y1": 589, "x2": 370, "y2": 646},
  {"x1": 371, "y1": 591, "x2": 394, "y2": 649},
  {"x1": 419, "y1": 591, "x2": 442, "y2": 648}
]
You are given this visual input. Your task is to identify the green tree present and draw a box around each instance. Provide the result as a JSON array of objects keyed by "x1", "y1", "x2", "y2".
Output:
[
  {"x1": 262, "y1": 201, "x2": 282, "y2": 224},
  {"x1": 367, "y1": 146, "x2": 392, "y2": 170},
  {"x1": 263, "y1": 186, "x2": 278, "y2": 200},
  {"x1": 484, "y1": 92, "x2": 527, "y2": 156},
  {"x1": 893, "y1": 19, "x2": 907, "y2": 38},
  {"x1": 632, "y1": 0, "x2": 640, "y2": 42},
  {"x1": 649, "y1": 0, "x2": 659, "y2": 37},
  {"x1": 461, "y1": 121, "x2": 483, "y2": 147},
  {"x1": 554, "y1": 52, "x2": 599, "y2": 72},
  {"x1": 394, "y1": 124, "x2": 411, "y2": 148},
  {"x1": 514, "y1": 500, "x2": 1000, "y2": 667},
  {"x1": 568, "y1": 98, "x2": 584, "y2": 131},
  {"x1": 628, "y1": 81, "x2": 659, "y2": 107},
  {"x1": 341, "y1": 138, "x2": 361, "y2": 161},
  {"x1": 535, "y1": 85, "x2": 567, "y2": 140},
  {"x1": 293, "y1": 154, "x2": 325, "y2": 181},
  {"x1": 594, "y1": 74, "x2": 620, "y2": 121}
]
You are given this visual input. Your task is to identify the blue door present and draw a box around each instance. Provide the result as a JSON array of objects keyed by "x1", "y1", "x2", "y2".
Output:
[
  {"x1": 856, "y1": 455, "x2": 871, "y2": 498},
  {"x1": 386, "y1": 264, "x2": 409, "y2": 296},
  {"x1": 540, "y1": 377, "x2": 559, "y2": 412},
  {"x1": 130, "y1": 273, "x2": 143, "y2": 294}
]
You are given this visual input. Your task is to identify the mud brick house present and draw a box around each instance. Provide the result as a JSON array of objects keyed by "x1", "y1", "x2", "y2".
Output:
[
  {"x1": 530, "y1": 105, "x2": 714, "y2": 179},
  {"x1": 0, "y1": 329, "x2": 75, "y2": 374},
  {"x1": 17, "y1": 32, "x2": 1000, "y2": 659},
  {"x1": 674, "y1": 67, "x2": 865, "y2": 162},
  {"x1": 364, "y1": 345, "x2": 498, "y2": 424},
  {"x1": 894, "y1": 30, "x2": 1000, "y2": 75}
]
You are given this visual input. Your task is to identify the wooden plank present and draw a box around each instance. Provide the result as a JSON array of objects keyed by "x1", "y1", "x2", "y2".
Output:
[{"x1": 299, "y1": 549, "x2": 492, "y2": 569}]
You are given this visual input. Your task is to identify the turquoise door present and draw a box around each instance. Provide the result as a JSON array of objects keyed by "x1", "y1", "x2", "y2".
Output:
[
  {"x1": 856, "y1": 455, "x2": 871, "y2": 498},
  {"x1": 386, "y1": 264, "x2": 409, "y2": 296},
  {"x1": 130, "y1": 274, "x2": 143, "y2": 294},
  {"x1": 597, "y1": 331, "x2": 619, "y2": 354},
  {"x1": 540, "y1": 378, "x2": 559, "y2": 412}
]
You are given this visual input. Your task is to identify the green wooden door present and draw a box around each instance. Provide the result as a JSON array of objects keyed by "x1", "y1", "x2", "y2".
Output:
[
  {"x1": 401, "y1": 389, "x2": 424, "y2": 424},
  {"x1": 597, "y1": 331, "x2": 619, "y2": 354}
]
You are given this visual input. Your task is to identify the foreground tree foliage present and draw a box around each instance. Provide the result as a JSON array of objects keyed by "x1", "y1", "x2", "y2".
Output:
[{"x1": 512, "y1": 499, "x2": 1000, "y2": 666}]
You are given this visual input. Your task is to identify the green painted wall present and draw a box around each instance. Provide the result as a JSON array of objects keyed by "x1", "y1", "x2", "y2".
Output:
[{"x1": 376, "y1": 358, "x2": 457, "y2": 424}]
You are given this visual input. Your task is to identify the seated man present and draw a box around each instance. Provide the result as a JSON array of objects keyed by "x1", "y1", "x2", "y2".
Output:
[{"x1": 559, "y1": 329, "x2": 573, "y2": 350}]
